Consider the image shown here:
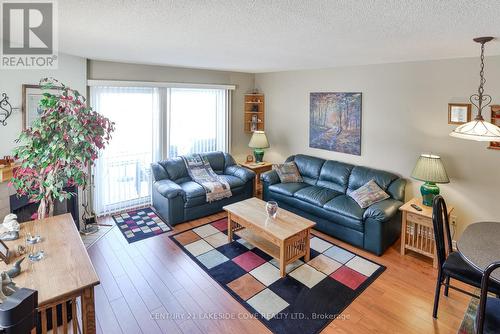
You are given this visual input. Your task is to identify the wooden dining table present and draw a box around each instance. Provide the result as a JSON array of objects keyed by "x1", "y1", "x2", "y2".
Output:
[
  {"x1": 0, "y1": 214, "x2": 100, "y2": 334},
  {"x1": 457, "y1": 221, "x2": 500, "y2": 283}
]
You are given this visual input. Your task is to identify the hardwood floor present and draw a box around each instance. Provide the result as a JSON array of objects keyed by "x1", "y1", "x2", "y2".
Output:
[{"x1": 90, "y1": 213, "x2": 471, "y2": 334}]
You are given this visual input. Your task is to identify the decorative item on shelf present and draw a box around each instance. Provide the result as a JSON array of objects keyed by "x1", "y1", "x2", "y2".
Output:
[
  {"x1": 450, "y1": 37, "x2": 500, "y2": 142},
  {"x1": 244, "y1": 93, "x2": 265, "y2": 133},
  {"x1": 411, "y1": 154, "x2": 450, "y2": 206},
  {"x1": 488, "y1": 105, "x2": 500, "y2": 150},
  {"x1": 265, "y1": 201, "x2": 278, "y2": 219},
  {"x1": 0, "y1": 214, "x2": 20, "y2": 241},
  {"x1": 0, "y1": 93, "x2": 17, "y2": 126},
  {"x1": 6, "y1": 258, "x2": 24, "y2": 278},
  {"x1": 448, "y1": 103, "x2": 471, "y2": 124},
  {"x1": 248, "y1": 131, "x2": 270, "y2": 163}
]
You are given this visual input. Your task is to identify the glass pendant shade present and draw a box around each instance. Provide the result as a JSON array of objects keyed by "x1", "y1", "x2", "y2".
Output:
[
  {"x1": 450, "y1": 36, "x2": 500, "y2": 142},
  {"x1": 450, "y1": 118, "x2": 500, "y2": 141}
]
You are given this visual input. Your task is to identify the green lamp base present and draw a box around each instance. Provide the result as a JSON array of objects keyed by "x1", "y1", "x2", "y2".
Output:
[
  {"x1": 253, "y1": 149, "x2": 265, "y2": 163},
  {"x1": 421, "y1": 182, "x2": 440, "y2": 207}
]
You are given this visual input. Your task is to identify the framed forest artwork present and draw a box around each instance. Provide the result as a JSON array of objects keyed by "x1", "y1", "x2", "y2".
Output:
[{"x1": 309, "y1": 92, "x2": 362, "y2": 155}]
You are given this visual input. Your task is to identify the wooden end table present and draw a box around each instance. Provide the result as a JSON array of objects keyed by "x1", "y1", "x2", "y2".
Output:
[
  {"x1": 240, "y1": 161, "x2": 273, "y2": 198},
  {"x1": 224, "y1": 198, "x2": 315, "y2": 277},
  {"x1": 399, "y1": 197, "x2": 454, "y2": 268}
]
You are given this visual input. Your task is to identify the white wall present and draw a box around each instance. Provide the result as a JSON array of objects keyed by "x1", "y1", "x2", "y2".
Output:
[
  {"x1": 255, "y1": 56, "x2": 500, "y2": 237},
  {"x1": 87, "y1": 60, "x2": 255, "y2": 161},
  {"x1": 0, "y1": 53, "x2": 87, "y2": 219}
]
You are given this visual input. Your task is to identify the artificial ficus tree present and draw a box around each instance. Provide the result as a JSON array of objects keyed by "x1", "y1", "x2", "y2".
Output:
[{"x1": 11, "y1": 78, "x2": 115, "y2": 220}]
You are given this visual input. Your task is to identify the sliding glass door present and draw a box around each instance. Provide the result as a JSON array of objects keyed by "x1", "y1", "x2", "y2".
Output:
[
  {"x1": 91, "y1": 87, "x2": 160, "y2": 215},
  {"x1": 90, "y1": 85, "x2": 229, "y2": 216}
]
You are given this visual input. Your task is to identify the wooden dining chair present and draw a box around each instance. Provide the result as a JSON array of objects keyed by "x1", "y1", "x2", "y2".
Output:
[
  {"x1": 476, "y1": 261, "x2": 500, "y2": 334},
  {"x1": 432, "y1": 195, "x2": 500, "y2": 318}
]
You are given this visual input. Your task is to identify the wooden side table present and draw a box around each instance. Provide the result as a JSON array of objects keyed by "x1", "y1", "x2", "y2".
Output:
[
  {"x1": 399, "y1": 197, "x2": 454, "y2": 268},
  {"x1": 239, "y1": 161, "x2": 273, "y2": 198}
]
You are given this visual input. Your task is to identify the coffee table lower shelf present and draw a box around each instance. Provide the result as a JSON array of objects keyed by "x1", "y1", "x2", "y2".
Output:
[
  {"x1": 235, "y1": 229, "x2": 280, "y2": 259},
  {"x1": 230, "y1": 226, "x2": 311, "y2": 277}
]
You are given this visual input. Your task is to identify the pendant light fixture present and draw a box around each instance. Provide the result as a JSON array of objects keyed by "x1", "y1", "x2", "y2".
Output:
[{"x1": 450, "y1": 37, "x2": 500, "y2": 141}]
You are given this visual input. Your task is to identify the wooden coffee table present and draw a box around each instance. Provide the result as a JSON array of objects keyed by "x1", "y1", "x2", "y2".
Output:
[{"x1": 224, "y1": 198, "x2": 316, "y2": 277}]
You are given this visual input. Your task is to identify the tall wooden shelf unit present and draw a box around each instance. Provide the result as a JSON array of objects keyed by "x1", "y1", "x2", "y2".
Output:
[
  {"x1": 244, "y1": 93, "x2": 265, "y2": 133},
  {"x1": 488, "y1": 105, "x2": 500, "y2": 150}
]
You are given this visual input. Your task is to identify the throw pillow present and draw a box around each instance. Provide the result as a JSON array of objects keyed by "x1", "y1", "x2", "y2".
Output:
[
  {"x1": 273, "y1": 162, "x2": 303, "y2": 183},
  {"x1": 349, "y1": 179, "x2": 390, "y2": 209}
]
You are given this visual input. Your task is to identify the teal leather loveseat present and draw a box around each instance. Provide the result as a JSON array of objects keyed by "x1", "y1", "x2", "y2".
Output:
[
  {"x1": 261, "y1": 154, "x2": 406, "y2": 255},
  {"x1": 152, "y1": 152, "x2": 255, "y2": 225}
]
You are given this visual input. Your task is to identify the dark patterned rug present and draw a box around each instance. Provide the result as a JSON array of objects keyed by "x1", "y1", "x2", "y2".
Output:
[
  {"x1": 170, "y1": 217, "x2": 385, "y2": 334},
  {"x1": 112, "y1": 207, "x2": 171, "y2": 243}
]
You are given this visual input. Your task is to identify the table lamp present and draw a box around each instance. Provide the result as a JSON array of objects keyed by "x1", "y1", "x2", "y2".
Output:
[
  {"x1": 411, "y1": 154, "x2": 450, "y2": 206},
  {"x1": 248, "y1": 131, "x2": 269, "y2": 163}
]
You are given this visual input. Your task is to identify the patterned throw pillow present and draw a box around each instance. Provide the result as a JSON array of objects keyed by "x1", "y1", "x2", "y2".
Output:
[
  {"x1": 273, "y1": 162, "x2": 303, "y2": 183},
  {"x1": 349, "y1": 179, "x2": 390, "y2": 209}
]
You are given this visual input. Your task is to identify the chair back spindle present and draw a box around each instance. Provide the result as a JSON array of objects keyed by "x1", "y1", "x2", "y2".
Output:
[{"x1": 432, "y1": 195, "x2": 452, "y2": 269}]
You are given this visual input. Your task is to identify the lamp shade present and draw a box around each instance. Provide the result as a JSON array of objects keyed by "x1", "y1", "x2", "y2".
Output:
[
  {"x1": 449, "y1": 119, "x2": 500, "y2": 141},
  {"x1": 411, "y1": 154, "x2": 449, "y2": 184},
  {"x1": 248, "y1": 131, "x2": 270, "y2": 149}
]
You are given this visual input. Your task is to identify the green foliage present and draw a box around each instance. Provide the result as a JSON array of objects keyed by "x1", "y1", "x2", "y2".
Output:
[{"x1": 11, "y1": 78, "x2": 115, "y2": 211}]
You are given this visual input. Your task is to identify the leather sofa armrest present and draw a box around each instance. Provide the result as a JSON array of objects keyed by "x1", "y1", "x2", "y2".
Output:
[
  {"x1": 153, "y1": 179, "x2": 185, "y2": 199},
  {"x1": 363, "y1": 199, "x2": 403, "y2": 222},
  {"x1": 261, "y1": 170, "x2": 280, "y2": 185},
  {"x1": 387, "y1": 178, "x2": 406, "y2": 202},
  {"x1": 225, "y1": 165, "x2": 256, "y2": 183}
]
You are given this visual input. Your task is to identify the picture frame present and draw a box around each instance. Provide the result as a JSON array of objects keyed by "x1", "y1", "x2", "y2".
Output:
[
  {"x1": 22, "y1": 84, "x2": 61, "y2": 130},
  {"x1": 0, "y1": 239, "x2": 10, "y2": 264},
  {"x1": 309, "y1": 92, "x2": 362, "y2": 156},
  {"x1": 448, "y1": 103, "x2": 471, "y2": 125}
]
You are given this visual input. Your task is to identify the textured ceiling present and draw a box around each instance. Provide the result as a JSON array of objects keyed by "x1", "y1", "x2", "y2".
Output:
[{"x1": 58, "y1": 0, "x2": 500, "y2": 73}]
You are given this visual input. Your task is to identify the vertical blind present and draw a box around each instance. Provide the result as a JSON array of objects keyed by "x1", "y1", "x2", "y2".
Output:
[{"x1": 90, "y1": 85, "x2": 229, "y2": 216}]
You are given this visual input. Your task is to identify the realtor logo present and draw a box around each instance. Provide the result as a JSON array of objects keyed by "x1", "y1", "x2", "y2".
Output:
[{"x1": 1, "y1": 0, "x2": 58, "y2": 69}]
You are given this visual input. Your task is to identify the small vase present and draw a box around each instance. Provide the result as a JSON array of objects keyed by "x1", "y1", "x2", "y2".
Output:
[{"x1": 266, "y1": 201, "x2": 278, "y2": 219}]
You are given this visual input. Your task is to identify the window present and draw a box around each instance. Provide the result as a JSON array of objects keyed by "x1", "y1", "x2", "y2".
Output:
[
  {"x1": 90, "y1": 84, "x2": 230, "y2": 215},
  {"x1": 168, "y1": 88, "x2": 228, "y2": 158}
]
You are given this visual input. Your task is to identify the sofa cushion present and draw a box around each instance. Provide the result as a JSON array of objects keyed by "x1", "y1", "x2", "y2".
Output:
[
  {"x1": 268, "y1": 191, "x2": 364, "y2": 232},
  {"x1": 317, "y1": 160, "x2": 354, "y2": 193},
  {"x1": 180, "y1": 175, "x2": 244, "y2": 198},
  {"x1": 291, "y1": 154, "x2": 325, "y2": 185},
  {"x1": 160, "y1": 157, "x2": 190, "y2": 183},
  {"x1": 268, "y1": 182, "x2": 309, "y2": 196},
  {"x1": 347, "y1": 166, "x2": 398, "y2": 194},
  {"x1": 324, "y1": 195, "x2": 365, "y2": 220},
  {"x1": 349, "y1": 180, "x2": 390, "y2": 209},
  {"x1": 219, "y1": 175, "x2": 245, "y2": 189},
  {"x1": 180, "y1": 176, "x2": 246, "y2": 208},
  {"x1": 180, "y1": 181, "x2": 205, "y2": 198},
  {"x1": 273, "y1": 161, "x2": 303, "y2": 183},
  {"x1": 202, "y1": 151, "x2": 225, "y2": 174},
  {"x1": 294, "y1": 186, "x2": 342, "y2": 207}
]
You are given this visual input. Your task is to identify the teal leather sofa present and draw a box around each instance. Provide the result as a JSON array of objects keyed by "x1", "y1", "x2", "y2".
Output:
[
  {"x1": 152, "y1": 152, "x2": 255, "y2": 225},
  {"x1": 261, "y1": 154, "x2": 406, "y2": 255}
]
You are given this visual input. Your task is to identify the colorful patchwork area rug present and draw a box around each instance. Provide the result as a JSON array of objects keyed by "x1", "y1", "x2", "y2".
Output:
[
  {"x1": 112, "y1": 207, "x2": 171, "y2": 243},
  {"x1": 170, "y1": 217, "x2": 385, "y2": 334}
]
